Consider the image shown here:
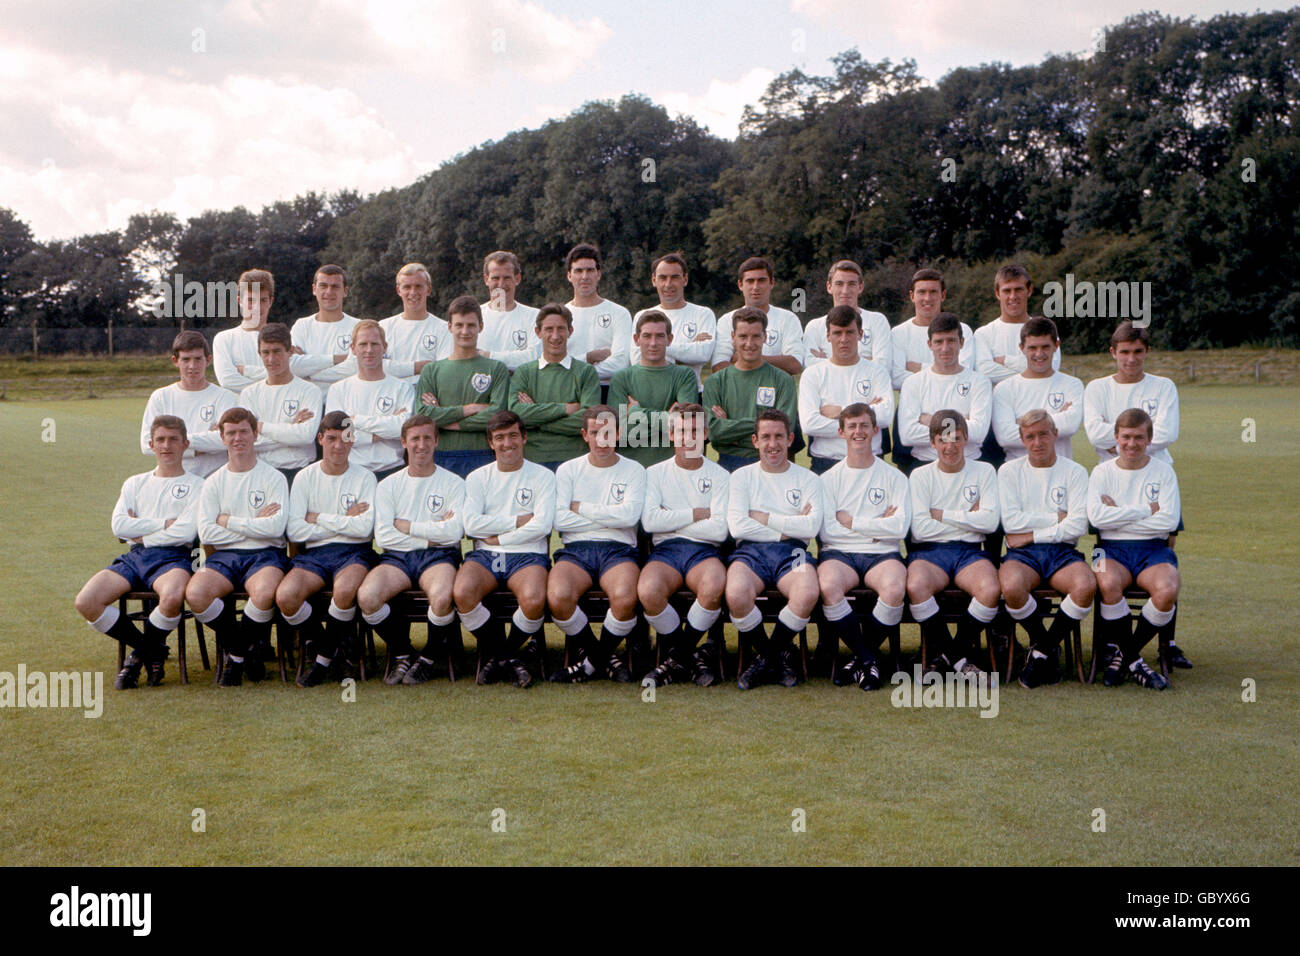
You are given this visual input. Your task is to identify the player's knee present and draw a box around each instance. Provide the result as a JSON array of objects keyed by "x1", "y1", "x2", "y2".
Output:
[
  {"x1": 636, "y1": 579, "x2": 665, "y2": 611},
  {"x1": 519, "y1": 590, "x2": 547, "y2": 619},
  {"x1": 879, "y1": 577, "x2": 906, "y2": 606},
  {"x1": 356, "y1": 581, "x2": 381, "y2": 615},
  {"x1": 157, "y1": 588, "x2": 186, "y2": 616},
  {"x1": 976, "y1": 583, "x2": 1001, "y2": 608},
  {"x1": 452, "y1": 577, "x2": 477, "y2": 612},
  {"x1": 906, "y1": 578, "x2": 930, "y2": 603}
]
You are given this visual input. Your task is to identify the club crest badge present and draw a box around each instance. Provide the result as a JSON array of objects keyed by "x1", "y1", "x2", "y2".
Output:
[
  {"x1": 471, "y1": 373, "x2": 491, "y2": 394},
  {"x1": 860, "y1": 328, "x2": 871, "y2": 346},
  {"x1": 341, "y1": 492, "x2": 357, "y2": 510},
  {"x1": 682, "y1": 322, "x2": 697, "y2": 339},
  {"x1": 422, "y1": 334, "x2": 438, "y2": 352},
  {"x1": 868, "y1": 487, "x2": 885, "y2": 506},
  {"x1": 854, "y1": 379, "x2": 872, "y2": 398},
  {"x1": 756, "y1": 386, "x2": 776, "y2": 407},
  {"x1": 512, "y1": 329, "x2": 528, "y2": 349},
  {"x1": 199, "y1": 404, "x2": 215, "y2": 422},
  {"x1": 785, "y1": 488, "x2": 801, "y2": 508},
  {"x1": 283, "y1": 398, "x2": 299, "y2": 416},
  {"x1": 336, "y1": 334, "x2": 351, "y2": 351},
  {"x1": 1048, "y1": 391, "x2": 1065, "y2": 411},
  {"x1": 957, "y1": 382, "x2": 971, "y2": 397},
  {"x1": 427, "y1": 494, "x2": 443, "y2": 513},
  {"x1": 515, "y1": 487, "x2": 534, "y2": 508},
  {"x1": 1144, "y1": 482, "x2": 1160, "y2": 502},
  {"x1": 1050, "y1": 485, "x2": 1066, "y2": 506},
  {"x1": 171, "y1": 484, "x2": 190, "y2": 500},
  {"x1": 698, "y1": 477, "x2": 712, "y2": 494},
  {"x1": 765, "y1": 329, "x2": 778, "y2": 347},
  {"x1": 249, "y1": 490, "x2": 266, "y2": 510},
  {"x1": 1142, "y1": 398, "x2": 1159, "y2": 416},
  {"x1": 610, "y1": 482, "x2": 627, "y2": 503},
  {"x1": 597, "y1": 312, "x2": 611, "y2": 329},
  {"x1": 377, "y1": 395, "x2": 394, "y2": 413},
  {"x1": 962, "y1": 484, "x2": 979, "y2": 504}
]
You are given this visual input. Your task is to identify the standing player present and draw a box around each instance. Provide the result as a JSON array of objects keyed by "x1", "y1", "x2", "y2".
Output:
[
  {"x1": 803, "y1": 260, "x2": 893, "y2": 372},
  {"x1": 379, "y1": 262, "x2": 451, "y2": 385},
  {"x1": 608, "y1": 311, "x2": 699, "y2": 468},
  {"x1": 290, "y1": 265, "x2": 359, "y2": 387},
  {"x1": 275, "y1": 411, "x2": 378, "y2": 687},
  {"x1": 563, "y1": 243, "x2": 633, "y2": 397},
  {"x1": 238, "y1": 323, "x2": 322, "y2": 487},
  {"x1": 358, "y1": 415, "x2": 466, "y2": 686},
  {"x1": 453, "y1": 411, "x2": 555, "y2": 688},
  {"x1": 991, "y1": 317, "x2": 1084, "y2": 461},
  {"x1": 324, "y1": 320, "x2": 415, "y2": 481},
  {"x1": 1083, "y1": 320, "x2": 1180, "y2": 465},
  {"x1": 816, "y1": 404, "x2": 910, "y2": 691},
  {"x1": 998, "y1": 410, "x2": 1095, "y2": 688},
  {"x1": 75, "y1": 415, "x2": 204, "y2": 689},
  {"x1": 509, "y1": 303, "x2": 600, "y2": 470},
  {"x1": 639, "y1": 403, "x2": 729, "y2": 687},
  {"x1": 702, "y1": 307, "x2": 798, "y2": 472},
  {"x1": 185, "y1": 408, "x2": 289, "y2": 687},
  {"x1": 478, "y1": 251, "x2": 541, "y2": 372},
  {"x1": 906, "y1": 410, "x2": 1001, "y2": 676},
  {"x1": 799, "y1": 304, "x2": 894, "y2": 473},
  {"x1": 726, "y1": 410, "x2": 824, "y2": 690},
  {"x1": 896, "y1": 314, "x2": 992, "y2": 470},
  {"x1": 631, "y1": 252, "x2": 716, "y2": 388},
  {"x1": 415, "y1": 296, "x2": 511, "y2": 478},
  {"x1": 975, "y1": 265, "x2": 1060, "y2": 384},
  {"x1": 213, "y1": 268, "x2": 332, "y2": 392},
  {"x1": 1087, "y1": 409, "x2": 1181, "y2": 690},
  {"x1": 888, "y1": 269, "x2": 976, "y2": 389},
  {"x1": 547, "y1": 406, "x2": 646, "y2": 683},
  {"x1": 713, "y1": 257, "x2": 805, "y2": 375},
  {"x1": 139, "y1": 330, "x2": 238, "y2": 478}
]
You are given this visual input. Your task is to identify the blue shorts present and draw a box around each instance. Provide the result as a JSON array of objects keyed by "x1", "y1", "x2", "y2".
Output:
[
  {"x1": 810, "y1": 455, "x2": 839, "y2": 476},
  {"x1": 1095, "y1": 539, "x2": 1179, "y2": 577},
  {"x1": 378, "y1": 547, "x2": 461, "y2": 582},
  {"x1": 107, "y1": 545, "x2": 192, "y2": 591},
  {"x1": 465, "y1": 548, "x2": 550, "y2": 584},
  {"x1": 730, "y1": 540, "x2": 815, "y2": 587},
  {"x1": 1003, "y1": 542, "x2": 1086, "y2": 581},
  {"x1": 906, "y1": 541, "x2": 990, "y2": 579},
  {"x1": 647, "y1": 538, "x2": 722, "y2": 577},
  {"x1": 203, "y1": 547, "x2": 289, "y2": 587},
  {"x1": 818, "y1": 549, "x2": 905, "y2": 579},
  {"x1": 554, "y1": 541, "x2": 640, "y2": 580},
  {"x1": 435, "y1": 449, "x2": 495, "y2": 480},
  {"x1": 291, "y1": 542, "x2": 376, "y2": 582},
  {"x1": 715, "y1": 452, "x2": 756, "y2": 473}
]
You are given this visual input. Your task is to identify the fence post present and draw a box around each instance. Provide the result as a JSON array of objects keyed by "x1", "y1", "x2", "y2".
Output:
[
  {"x1": 1189, "y1": 359, "x2": 1194, "y2": 381},
  {"x1": 1256, "y1": 361, "x2": 1261, "y2": 383},
  {"x1": 31, "y1": 323, "x2": 37, "y2": 359},
  {"x1": 108, "y1": 320, "x2": 114, "y2": 358}
]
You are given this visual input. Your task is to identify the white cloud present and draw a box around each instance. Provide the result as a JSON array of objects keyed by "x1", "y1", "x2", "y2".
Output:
[{"x1": 656, "y1": 68, "x2": 778, "y2": 139}]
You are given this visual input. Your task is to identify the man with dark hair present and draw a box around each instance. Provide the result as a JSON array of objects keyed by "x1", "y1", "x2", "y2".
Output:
[
  {"x1": 896, "y1": 314, "x2": 991, "y2": 471},
  {"x1": 185, "y1": 407, "x2": 290, "y2": 687},
  {"x1": 975, "y1": 265, "x2": 1060, "y2": 384},
  {"x1": 639, "y1": 403, "x2": 730, "y2": 687},
  {"x1": 415, "y1": 295, "x2": 511, "y2": 478},
  {"x1": 1087, "y1": 409, "x2": 1181, "y2": 690},
  {"x1": 140, "y1": 330, "x2": 238, "y2": 478},
  {"x1": 608, "y1": 311, "x2": 699, "y2": 467},
  {"x1": 75, "y1": 416, "x2": 204, "y2": 689},
  {"x1": 359, "y1": 415, "x2": 467, "y2": 686},
  {"x1": 632, "y1": 252, "x2": 716, "y2": 387},
  {"x1": 702, "y1": 306, "x2": 798, "y2": 472},
  {"x1": 889, "y1": 268, "x2": 975, "y2": 389},
  {"x1": 214, "y1": 268, "x2": 332, "y2": 392},
  {"x1": 479, "y1": 250, "x2": 540, "y2": 371},
  {"x1": 453, "y1": 411, "x2": 555, "y2": 688},
  {"x1": 238, "y1": 322, "x2": 322, "y2": 488},
  {"x1": 291, "y1": 264, "x2": 360, "y2": 386},
  {"x1": 509, "y1": 302, "x2": 600, "y2": 470},
  {"x1": 713, "y1": 256, "x2": 805, "y2": 375},
  {"x1": 324, "y1": 319, "x2": 415, "y2": 481},
  {"x1": 1083, "y1": 320, "x2": 1180, "y2": 466},
  {"x1": 564, "y1": 243, "x2": 633, "y2": 395},
  {"x1": 547, "y1": 405, "x2": 646, "y2": 683},
  {"x1": 277, "y1": 411, "x2": 378, "y2": 687},
  {"x1": 726, "y1": 409, "x2": 824, "y2": 690},
  {"x1": 991, "y1": 317, "x2": 1084, "y2": 460},
  {"x1": 804, "y1": 259, "x2": 892, "y2": 372},
  {"x1": 799, "y1": 304, "x2": 894, "y2": 474}
]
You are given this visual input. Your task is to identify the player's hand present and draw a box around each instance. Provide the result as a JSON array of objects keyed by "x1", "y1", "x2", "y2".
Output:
[
  {"x1": 163, "y1": 517, "x2": 176, "y2": 529},
  {"x1": 127, "y1": 508, "x2": 138, "y2": 518},
  {"x1": 749, "y1": 510, "x2": 769, "y2": 525},
  {"x1": 462, "y1": 403, "x2": 489, "y2": 415},
  {"x1": 293, "y1": 410, "x2": 315, "y2": 424},
  {"x1": 443, "y1": 509, "x2": 455, "y2": 520},
  {"x1": 413, "y1": 360, "x2": 429, "y2": 373},
  {"x1": 258, "y1": 503, "x2": 281, "y2": 518},
  {"x1": 570, "y1": 501, "x2": 582, "y2": 513},
  {"x1": 693, "y1": 332, "x2": 712, "y2": 342},
  {"x1": 484, "y1": 534, "x2": 500, "y2": 546},
  {"x1": 130, "y1": 536, "x2": 144, "y2": 544},
  {"x1": 304, "y1": 511, "x2": 319, "y2": 524},
  {"x1": 836, "y1": 509, "x2": 853, "y2": 528},
  {"x1": 692, "y1": 506, "x2": 710, "y2": 522},
  {"x1": 800, "y1": 503, "x2": 812, "y2": 515},
  {"x1": 711, "y1": 405, "x2": 728, "y2": 419},
  {"x1": 292, "y1": 346, "x2": 306, "y2": 355},
  {"x1": 516, "y1": 513, "x2": 532, "y2": 527},
  {"x1": 564, "y1": 402, "x2": 581, "y2": 414},
  {"x1": 477, "y1": 349, "x2": 490, "y2": 358},
  {"x1": 906, "y1": 360, "x2": 922, "y2": 372},
  {"x1": 882, "y1": 504, "x2": 898, "y2": 517},
  {"x1": 1006, "y1": 532, "x2": 1033, "y2": 548},
  {"x1": 235, "y1": 364, "x2": 245, "y2": 375},
  {"x1": 993, "y1": 356, "x2": 1007, "y2": 366},
  {"x1": 1101, "y1": 494, "x2": 1117, "y2": 507},
  {"x1": 1057, "y1": 509, "x2": 1068, "y2": 522},
  {"x1": 587, "y1": 348, "x2": 611, "y2": 364},
  {"x1": 394, "y1": 518, "x2": 412, "y2": 534},
  {"x1": 332, "y1": 353, "x2": 348, "y2": 365},
  {"x1": 930, "y1": 507, "x2": 943, "y2": 521},
  {"x1": 810, "y1": 348, "x2": 827, "y2": 359},
  {"x1": 216, "y1": 513, "x2": 230, "y2": 527},
  {"x1": 820, "y1": 404, "x2": 842, "y2": 419},
  {"x1": 970, "y1": 497, "x2": 980, "y2": 511},
  {"x1": 918, "y1": 413, "x2": 931, "y2": 426},
  {"x1": 444, "y1": 422, "x2": 460, "y2": 430},
  {"x1": 516, "y1": 391, "x2": 534, "y2": 405},
  {"x1": 870, "y1": 396, "x2": 883, "y2": 405},
  {"x1": 256, "y1": 420, "x2": 264, "y2": 435},
  {"x1": 1059, "y1": 401, "x2": 1073, "y2": 411},
  {"x1": 345, "y1": 501, "x2": 370, "y2": 517},
  {"x1": 421, "y1": 392, "x2": 438, "y2": 407},
  {"x1": 1149, "y1": 501, "x2": 1160, "y2": 513},
  {"x1": 393, "y1": 407, "x2": 408, "y2": 417},
  {"x1": 626, "y1": 395, "x2": 640, "y2": 407}
]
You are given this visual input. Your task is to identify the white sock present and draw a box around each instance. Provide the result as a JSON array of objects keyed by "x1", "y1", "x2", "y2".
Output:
[
  {"x1": 284, "y1": 604, "x2": 313, "y2": 627},
  {"x1": 602, "y1": 610, "x2": 636, "y2": 637},
  {"x1": 327, "y1": 600, "x2": 356, "y2": 622},
  {"x1": 148, "y1": 607, "x2": 181, "y2": 632},
  {"x1": 1006, "y1": 596, "x2": 1037, "y2": 621},
  {"x1": 553, "y1": 609, "x2": 589, "y2": 636},
  {"x1": 512, "y1": 608, "x2": 543, "y2": 635},
  {"x1": 89, "y1": 606, "x2": 119, "y2": 633},
  {"x1": 909, "y1": 596, "x2": 940, "y2": 622},
  {"x1": 645, "y1": 606, "x2": 681, "y2": 634},
  {"x1": 686, "y1": 600, "x2": 721, "y2": 632},
  {"x1": 460, "y1": 603, "x2": 490, "y2": 631},
  {"x1": 362, "y1": 604, "x2": 390, "y2": 626}
]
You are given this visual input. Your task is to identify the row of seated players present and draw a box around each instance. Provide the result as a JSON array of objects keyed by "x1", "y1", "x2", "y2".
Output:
[{"x1": 79, "y1": 399, "x2": 1183, "y2": 695}]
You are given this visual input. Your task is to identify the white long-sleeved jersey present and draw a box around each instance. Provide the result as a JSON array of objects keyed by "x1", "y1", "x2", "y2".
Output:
[
  {"x1": 908, "y1": 460, "x2": 1000, "y2": 544},
  {"x1": 997, "y1": 455, "x2": 1089, "y2": 544},
  {"x1": 213, "y1": 325, "x2": 332, "y2": 393},
  {"x1": 896, "y1": 366, "x2": 992, "y2": 462},
  {"x1": 197, "y1": 460, "x2": 289, "y2": 550},
  {"x1": 111, "y1": 470, "x2": 205, "y2": 547},
  {"x1": 286, "y1": 461, "x2": 377, "y2": 547},
  {"x1": 991, "y1": 371, "x2": 1085, "y2": 460},
  {"x1": 553, "y1": 454, "x2": 646, "y2": 547},
  {"x1": 480, "y1": 302, "x2": 541, "y2": 372},
  {"x1": 818, "y1": 457, "x2": 910, "y2": 554},
  {"x1": 140, "y1": 382, "x2": 239, "y2": 478},
  {"x1": 567, "y1": 300, "x2": 633, "y2": 384},
  {"x1": 727, "y1": 461, "x2": 824, "y2": 545},
  {"x1": 714, "y1": 306, "x2": 806, "y2": 368},
  {"x1": 1083, "y1": 373, "x2": 1180, "y2": 464},
  {"x1": 323, "y1": 375, "x2": 415, "y2": 473},
  {"x1": 889, "y1": 317, "x2": 976, "y2": 389},
  {"x1": 798, "y1": 358, "x2": 894, "y2": 459},
  {"x1": 463, "y1": 460, "x2": 556, "y2": 555},
  {"x1": 1087, "y1": 458, "x2": 1181, "y2": 540},
  {"x1": 973, "y1": 318, "x2": 1062, "y2": 384},
  {"x1": 641, "y1": 457, "x2": 730, "y2": 547},
  {"x1": 632, "y1": 302, "x2": 717, "y2": 386},
  {"x1": 374, "y1": 466, "x2": 466, "y2": 552},
  {"x1": 291, "y1": 313, "x2": 360, "y2": 385},
  {"x1": 803, "y1": 309, "x2": 892, "y2": 372},
  {"x1": 379, "y1": 313, "x2": 452, "y2": 384},
  {"x1": 239, "y1": 376, "x2": 323, "y2": 470}
]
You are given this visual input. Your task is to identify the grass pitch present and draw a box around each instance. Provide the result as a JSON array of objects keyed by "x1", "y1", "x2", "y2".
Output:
[{"x1": 0, "y1": 388, "x2": 1297, "y2": 866}]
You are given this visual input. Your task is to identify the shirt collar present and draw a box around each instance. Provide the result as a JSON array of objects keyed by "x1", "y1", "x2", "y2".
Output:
[{"x1": 539, "y1": 354, "x2": 573, "y2": 370}]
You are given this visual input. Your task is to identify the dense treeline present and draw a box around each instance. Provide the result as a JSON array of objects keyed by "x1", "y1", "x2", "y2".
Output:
[{"x1": 1, "y1": 9, "x2": 1297, "y2": 352}]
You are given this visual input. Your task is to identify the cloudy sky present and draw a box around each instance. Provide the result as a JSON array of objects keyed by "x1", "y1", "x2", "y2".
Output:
[{"x1": 0, "y1": 0, "x2": 1273, "y2": 240}]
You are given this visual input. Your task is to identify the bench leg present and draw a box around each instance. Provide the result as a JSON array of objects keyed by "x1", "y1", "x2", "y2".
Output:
[
  {"x1": 177, "y1": 615, "x2": 189, "y2": 685},
  {"x1": 195, "y1": 618, "x2": 210, "y2": 671}
]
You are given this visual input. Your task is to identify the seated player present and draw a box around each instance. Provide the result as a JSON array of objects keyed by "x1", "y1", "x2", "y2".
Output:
[
  {"x1": 639, "y1": 403, "x2": 730, "y2": 687},
  {"x1": 275, "y1": 412, "x2": 379, "y2": 687},
  {"x1": 608, "y1": 310, "x2": 699, "y2": 467},
  {"x1": 415, "y1": 295, "x2": 511, "y2": 478},
  {"x1": 453, "y1": 411, "x2": 555, "y2": 688},
  {"x1": 548, "y1": 406, "x2": 647, "y2": 683},
  {"x1": 712, "y1": 256, "x2": 805, "y2": 375},
  {"x1": 478, "y1": 251, "x2": 541, "y2": 371},
  {"x1": 997, "y1": 409, "x2": 1095, "y2": 688},
  {"x1": 140, "y1": 330, "x2": 238, "y2": 478},
  {"x1": 816, "y1": 404, "x2": 910, "y2": 691},
  {"x1": 906, "y1": 409, "x2": 1001, "y2": 676},
  {"x1": 238, "y1": 322, "x2": 322, "y2": 487},
  {"x1": 75, "y1": 415, "x2": 204, "y2": 689},
  {"x1": 991, "y1": 317, "x2": 1083, "y2": 461},
  {"x1": 324, "y1": 319, "x2": 415, "y2": 481},
  {"x1": 185, "y1": 408, "x2": 289, "y2": 687},
  {"x1": 702, "y1": 306, "x2": 797, "y2": 472},
  {"x1": 509, "y1": 303, "x2": 601, "y2": 470},
  {"x1": 896, "y1": 314, "x2": 992, "y2": 471},
  {"x1": 726, "y1": 409, "x2": 824, "y2": 690},
  {"x1": 379, "y1": 262, "x2": 451, "y2": 385},
  {"x1": 358, "y1": 415, "x2": 466, "y2": 686},
  {"x1": 1087, "y1": 409, "x2": 1181, "y2": 690}
]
